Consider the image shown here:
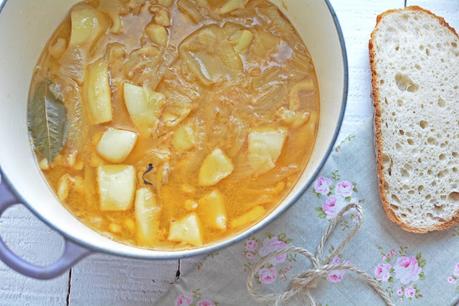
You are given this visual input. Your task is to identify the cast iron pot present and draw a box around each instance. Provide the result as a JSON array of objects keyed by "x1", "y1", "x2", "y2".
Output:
[{"x1": 0, "y1": 0, "x2": 348, "y2": 279}]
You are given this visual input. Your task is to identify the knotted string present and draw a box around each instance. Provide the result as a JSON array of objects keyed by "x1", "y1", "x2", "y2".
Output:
[{"x1": 247, "y1": 203, "x2": 394, "y2": 306}]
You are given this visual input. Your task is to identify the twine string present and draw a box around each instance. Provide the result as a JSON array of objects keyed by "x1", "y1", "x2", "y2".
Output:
[{"x1": 247, "y1": 203, "x2": 394, "y2": 306}]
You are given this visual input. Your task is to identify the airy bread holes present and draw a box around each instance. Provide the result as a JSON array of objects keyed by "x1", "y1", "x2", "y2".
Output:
[
  {"x1": 427, "y1": 137, "x2": 437, "y2": 145},
  {"x1": 426, "y1": 213, "x2": 446, "y2": 222},
  {"x1": 400, "y1": 168, "x2": 409, "y2": 177},
  {"x1": 434, "y1": 203, "x2": 444, "y2": 211},
  {"x1": 437, "y1": 170, "x2": 447, "y2": 178},
  {"x1": 437, "y1": 97, "x2": 446, "y2": 107},
  {"x1": 419, "y1": 120, "x2": 428, "y2": 129},
  {"x1": 448, "y1": 192, "x2": 459, "y2": 203},
  {"x1": 395, "y1": 73, "x2": 418, "y2": 92},
  {"x1": 382, "y1": 153, "x2": 393, "y2": 175}
]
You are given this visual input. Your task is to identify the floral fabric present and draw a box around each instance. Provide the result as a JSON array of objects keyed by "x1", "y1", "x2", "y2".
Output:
[{"x1": 157, "y1": 120, "x2": 459, "y2": 306}]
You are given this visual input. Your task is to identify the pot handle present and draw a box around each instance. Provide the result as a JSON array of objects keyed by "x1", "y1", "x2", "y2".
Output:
[{"x1": 0, "y1": 170, "x2": 92, "y2": 279}]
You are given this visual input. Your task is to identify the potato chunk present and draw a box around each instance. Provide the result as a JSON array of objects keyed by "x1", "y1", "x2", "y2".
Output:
[
  {"x1": 145, "y1": 24, "x2": 168, "y2": 46},
  {"x1": 172, "y1": 125, "x2": 196, "y2": 152},
  {"x1": 248, "y1": 128, "x2": 287, "y2": 174},
  {"x1": 198, "y1": 190, "x2": 227, "y2": 230},
  {"x1": 168, "y1": 213, "x2": 203, "y2": 246},
  {"x1": 232, "y1": 30, "x2": 253, "y2": 53},
  {"x1": 97, "y1": 165, "x2": 136, "y2": 211},
  {"x1": 84, "y1": 59, "x2": 112, "y2": 124},
  {"x1": 230, "y1": 206, "x2": 265, "y2": 229},
  {"x1": 96, "y1": 128, "x2": 138, "y2": 163},
  {"x1": 198, "y1": 148, "x2": 234, "y2": 186},
  {"x1": 70, "y1": 4, "x2": 107, "y2": 47},
  {"x1": 135, "y1": 188, "x2": 161, "y2": 246},
  {"x1": 123, "y1": 83, "x2": 165, "y2": 136},
  {"x1": 219, "y1": 0, "x2": 246, "y2": 14},
  {"x1": 57, "y1": 174, "x2": 73, "y2": 202}
]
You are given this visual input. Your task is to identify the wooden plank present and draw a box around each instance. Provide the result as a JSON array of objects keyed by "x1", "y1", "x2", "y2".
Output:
[
  {"x1": 328, "y1": 0, "x2": 404, "y2": 121},
  {"x1": 69, "y1": 255, "x2": 202, "y2": 306},
  {"x1": 0, "y1": 206, "x2": 69, "y2": 306}
]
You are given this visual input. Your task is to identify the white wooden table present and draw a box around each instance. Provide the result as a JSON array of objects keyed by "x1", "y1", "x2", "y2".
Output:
[{"x1": 1, "y1": 1, "x2": 457, "y2": 305}]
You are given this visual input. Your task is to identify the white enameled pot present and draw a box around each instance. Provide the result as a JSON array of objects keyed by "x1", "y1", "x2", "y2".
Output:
[{"x1": 0, "y1": 0, "x2": 347, "y2": 279}]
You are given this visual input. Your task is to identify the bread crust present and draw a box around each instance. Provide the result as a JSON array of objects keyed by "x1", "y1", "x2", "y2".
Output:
[{"x1": 369, "y1": 6, "x2": 459, "y2": 233}]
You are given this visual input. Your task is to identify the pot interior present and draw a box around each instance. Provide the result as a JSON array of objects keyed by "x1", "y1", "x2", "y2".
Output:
[{"x1": 0, "y1": 0, "x2": 346, "y2": 258}]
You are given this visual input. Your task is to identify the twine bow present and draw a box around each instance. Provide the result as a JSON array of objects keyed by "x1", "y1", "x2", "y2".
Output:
[{"x1": 247, "y1": 203, "x2": 394, "y2": 306}]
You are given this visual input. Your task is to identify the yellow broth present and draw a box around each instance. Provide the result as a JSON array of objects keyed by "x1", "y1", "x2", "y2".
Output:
[{"x1": 29, "y1": 0, "x2": 319, "y2": 249}]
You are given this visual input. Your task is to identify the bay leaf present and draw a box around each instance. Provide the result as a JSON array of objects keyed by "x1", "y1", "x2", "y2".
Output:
[
  {"x1": 28, "y1": 80, "x2": 68, "y2": 162},
  {"x1": 53, "y1": 76, "x2": 88, "y2": 154}
]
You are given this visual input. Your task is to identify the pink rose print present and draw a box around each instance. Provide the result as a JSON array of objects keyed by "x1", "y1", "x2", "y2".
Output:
[
  {"x1": 245, "y1": 239, "x2": 258, "y2": 252},
  {"x1": 272, "y1": 253, "x2": 288, "y2": 265},
  {"x1": 336, "y1": 180, "x2": 353, "y2": 197},
  {"x1": 244, "y1": 233, "x2": 294, "y2": 284},
  {"x1": 327, "y1": 270, "x2": 345, "y2": 283},
  {"x1": 327, "y1": 256, "x2": 347, "y2": 283},
  {"x1": 404, "y1": 287, "x2": 416, "y2": 298},
  {"x1": 175, "y1": 293, "x2": 193, "y2": 306},
  {"x1": 197, "y1": 299, "x2": 216, "y2": 306},
  {"x1": 375, "y1": 247, "x2": 426, "y2": 301},
  {"x1": 245, "y1": 251, "x2": 256, "y2": 261},
  {"x1": 258, "y1": 238, "x2": 288, "y2": 265},
  {"x1": 258, "y1": 267, "x2": 277, "y2": 284},
  {"x1": 330, "y1": 256, "x2": 341, "y2": 265},
  {"x1": 374, "y1": 263, "x2": 392, "y2": 282},
  {"x1": 313, "y1": 176, "x2": 332, "y2": 195},
  {"x1": 448, "y1": 263, "x2": 459, "y2": 285},
  {"x1": 394, "y1": 256, "x2": 422, "y2": 285},
  {"x1": 454, "y1": 263, "x2": 459, "y2": 277},
  {"x1": 322, "y1": 196, "x2": 346, "y2": 219}
]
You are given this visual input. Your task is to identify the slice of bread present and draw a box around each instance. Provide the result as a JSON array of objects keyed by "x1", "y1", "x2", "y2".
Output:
[{"x1": 369, "y1": 6, "x2": 459, "y2": 233}]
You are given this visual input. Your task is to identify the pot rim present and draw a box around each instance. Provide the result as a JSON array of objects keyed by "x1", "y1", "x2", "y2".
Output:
[{"x1": 0, "y1": 0, "x2": 348, "y2": 260}]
